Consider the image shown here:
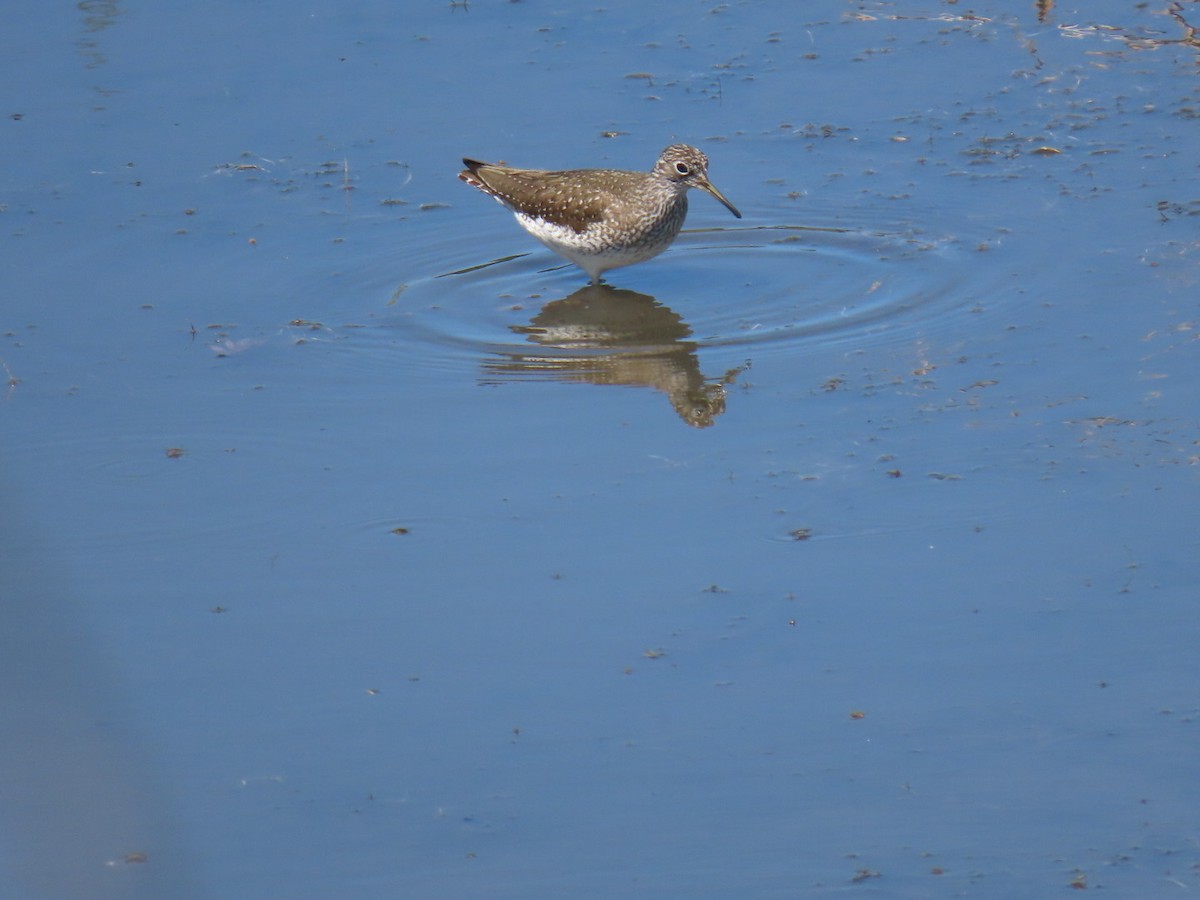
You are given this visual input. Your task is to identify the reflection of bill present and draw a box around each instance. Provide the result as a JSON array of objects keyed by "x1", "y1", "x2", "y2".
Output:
[
  {"x1": 480, "y1": 285, "x2": 746, "y2": 428},
  {"x1": 0, "y1": 493, "x2": 197, "y2": 900}
]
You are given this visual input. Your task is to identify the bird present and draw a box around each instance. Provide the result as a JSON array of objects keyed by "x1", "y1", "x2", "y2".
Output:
[{"x1": 458, "y1": 144, "x2": 741, "y2": 284}]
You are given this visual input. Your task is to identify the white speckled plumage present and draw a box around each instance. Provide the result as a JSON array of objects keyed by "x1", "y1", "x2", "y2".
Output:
[{"x1": 459, "y1": 145, "x2": 741, "y2": 284}]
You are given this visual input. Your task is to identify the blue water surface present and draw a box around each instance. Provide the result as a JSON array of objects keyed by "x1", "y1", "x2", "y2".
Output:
[{"x1": 2, "y1": 1, "x2": 1198, "y2": 897}]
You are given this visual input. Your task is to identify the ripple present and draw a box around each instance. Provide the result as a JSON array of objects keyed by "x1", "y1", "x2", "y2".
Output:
[
  {"x1": 678, "y1": 222, "x2": 972, "y2": 353},
  {"x1": 290, "y1": 211, "x2": 1004, "y2": 427},
  {"x1": 378, "y1": 217, "x2": 980, "y2": 367}
]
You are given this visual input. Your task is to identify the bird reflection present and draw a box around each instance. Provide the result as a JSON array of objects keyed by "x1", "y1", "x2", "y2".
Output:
[{"x1": 481, "y1": 285, "x2": 744, "y2": 427}]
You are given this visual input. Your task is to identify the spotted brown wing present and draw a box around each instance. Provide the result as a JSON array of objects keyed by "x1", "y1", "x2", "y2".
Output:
[{"x1": 459, "y1": 162, "x2": 639, "y2": 235}]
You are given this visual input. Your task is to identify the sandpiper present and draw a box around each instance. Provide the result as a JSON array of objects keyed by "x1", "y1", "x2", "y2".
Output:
[{"x1": 458, "y1": 144, "x2": 741, "y2": 284}]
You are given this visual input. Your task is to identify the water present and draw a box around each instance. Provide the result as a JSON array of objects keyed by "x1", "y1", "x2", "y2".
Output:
[{"x1": 2, "y1": 1, "x2": 1198, "y2": 897}]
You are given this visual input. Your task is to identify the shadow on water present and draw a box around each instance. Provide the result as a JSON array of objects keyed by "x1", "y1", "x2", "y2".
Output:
[
  {"x1": 479, "y1": 285, "x2": 747, "y2": 428},
  {"x1": 0, "y1": 490, "x2": 197, "y2": 900}
]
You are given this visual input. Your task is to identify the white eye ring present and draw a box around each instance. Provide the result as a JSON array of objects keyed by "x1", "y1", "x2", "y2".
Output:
[{"x1": 674, "y1": 162, "x2": 690, "y2": 175}]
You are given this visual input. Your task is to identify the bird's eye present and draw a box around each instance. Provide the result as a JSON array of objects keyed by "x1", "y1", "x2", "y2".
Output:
[{"x1": 674, "y1": 162, "x2": 690, "y2": 175}]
